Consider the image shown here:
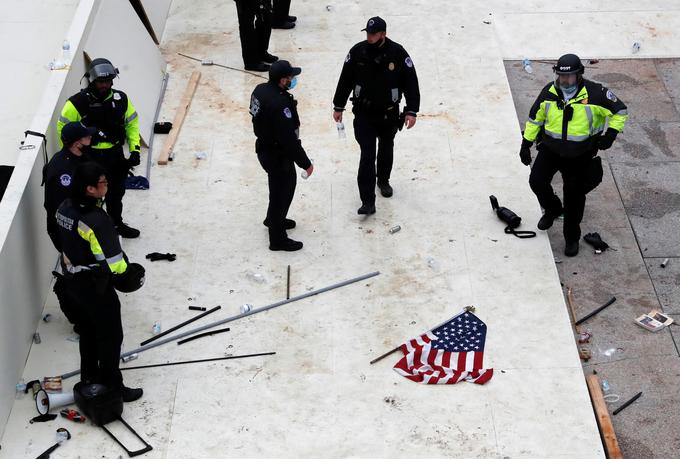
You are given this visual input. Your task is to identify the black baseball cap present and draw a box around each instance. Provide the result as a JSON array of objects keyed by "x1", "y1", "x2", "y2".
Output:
[
  {"x1": 61, "y1": 122, "x2": 97, "y2": 145},
  {"x1": 269, "y1": 60, "x2": 302, "y2": 81},
  {"x1": 362, "y1": 16, "x2": 387, "y2": 33}
]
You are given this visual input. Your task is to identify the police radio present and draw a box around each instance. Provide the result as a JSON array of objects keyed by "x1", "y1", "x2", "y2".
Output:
[{"x1": 489, "y1": 195, "x2": 536, "y2": 239}]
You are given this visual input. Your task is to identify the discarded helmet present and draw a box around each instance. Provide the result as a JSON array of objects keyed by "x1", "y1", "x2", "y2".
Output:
[
  {"x1": 553, "y1": 54, "x2": 584, "y2": 75},
  {"x1": 86, "y1": 58, "x2": 119, "y2": 83},
  {"x1": 113, "y1": 262, "x2": 145, "y2": 293}
]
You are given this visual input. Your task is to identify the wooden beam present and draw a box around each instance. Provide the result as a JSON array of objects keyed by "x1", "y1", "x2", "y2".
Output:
[
  {"x1": 586, "y1": 374, "x2": 623, "y2": 459},
  {"x1": 157, "y1": 71, "x2": 201, "y2": 165}
]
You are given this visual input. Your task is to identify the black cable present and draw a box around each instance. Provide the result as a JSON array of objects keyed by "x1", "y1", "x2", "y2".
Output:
[{"x1": 504, "y1": 226, "x2": 537, "y2": 239}]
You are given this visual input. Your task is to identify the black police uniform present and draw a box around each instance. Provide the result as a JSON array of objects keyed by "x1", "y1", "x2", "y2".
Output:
[
  {"x1": 527, "y1": 79, "x2": 627, "y2": 243},
  {"x1": 272, "y1": 0, "x2": 292, "y2": 26},
  {"x1": 55, "y1": 197, "x2": 127, "y2": 388},
  {"x1": 250, "y1": 80, "x2": 311, "y2": 245},
  {"x1": 333, "y1": 37, "x2": 420, "y2": 206},
  {"x1": 234, "y1": 0, "x2": 272, "y2": 68},
  {"x1": 67, "y1": 89, "x2": 131, "y2": 226},
  {"x1": 43, "y1": 147, "x2": 90, "y2": 325}
]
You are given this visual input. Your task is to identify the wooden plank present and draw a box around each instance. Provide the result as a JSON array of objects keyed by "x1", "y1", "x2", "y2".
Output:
[
  {"x1": 586, "y1": 374, "x2": 623, "y2": 459},
  {"x1": 157, "y1": 71, "x2": 201, "y2": 165}
]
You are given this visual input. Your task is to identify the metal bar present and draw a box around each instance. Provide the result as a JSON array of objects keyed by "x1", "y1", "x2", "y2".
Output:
[
  {"x1": 286, "y1": 265, "x2": 291, "y2": 300},
  {"x1": 177, "y1": 52, "x2": 266, "y2": 79},
  {"x1": 177, "y1": 327, "x2": 231, "y2": 345},
  {"x1": 140, "y1": 305, "x2": 221, "y2": 346},
  {"x1": 575, "y1": 297, "x2": 616, "y2": 326},
  {"x1": 61, "y1": 271, "x2": 379, "y2": 379},
  {"x1": 120, "y1": 352, "x2": 275, "y2": 371},
  {"x1": 612, "y1": 391, "x2": 642, "y2": 415}
]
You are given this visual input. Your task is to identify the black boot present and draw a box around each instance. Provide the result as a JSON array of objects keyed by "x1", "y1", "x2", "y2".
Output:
[
  {"x1": 263, "y1": 218, "x2": 296, "y2": 229},
  {"x1": 262, "y1": 53, "x2": 279, "y2": 64},
  {"x1": 116, "y1": 222, "x2": 140, "y2": 239},
  {"x1": 564, "y1": 240, "x2": 580, "y2": 257},
  {"x1": 121, "y1": 386, "x2": 143, "y2": 402},
  {"x1": 244, "y1": 62, "x2": 270, "y2": 72},
  {"x1": 272, "y1": 21, "x2": 295, "y2": 29},
  {"x1": 269, "y1": 238, "x2": 303, "y2": 252},
  {"x1": 537, "y1": 212, "x2": 560, "y2": 230},
  {"x1": 357, "y1": 203, "x2": 376, "y2": 215},
  {"x1": 377, "y1": 182, "x2": 393, "y2": 198}
]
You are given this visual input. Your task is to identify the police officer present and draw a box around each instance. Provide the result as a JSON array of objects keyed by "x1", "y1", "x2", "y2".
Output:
[
  {"x1": 250, "y1": 60, "x2": 313, "y2": 251},
  {"x1": 520, "y1": 53, "x2": 628, "y2": 256},
  {"x1": 332, "y1": 16, "x2": 420, "y2": 215},
  {"x1": 55, "y1": 162, "x2": 145, "y2": 402},
  {"x1": 57, "y1": 58, "x2": 141, "y2": 239},
  {"x1": 234, "y1": 0, "x2": 279, "y2": 71},
  {"x1": 272, "y1": 0, "x2": 296, "y2": 29},
  {"x1": 43, "y1": 122, "x2": 96, "y2": 326},
  {"x1": 44, "y1": 122, "x2": 96, "y2": 250}
]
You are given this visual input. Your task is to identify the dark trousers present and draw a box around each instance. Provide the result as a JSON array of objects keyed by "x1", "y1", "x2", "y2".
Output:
[
  {"x1": 257, "y1": 151, "x2": 296, "y2": 244},
  {"x1": 235, "y1": 0, "x2": 272, "y2": 66},
  {"x1": 529, "y1": 147, "x2": 602, "y2": 242},
  {"x1": 90, "y1": 145, "x2": 127, "y2": 225},
  {"x1": 272, "y1": 0, "x2": 291, "y2": 24},
  {"x1": 353, "y1": 113, "x2": 398, "y2": 205},
  {"x1": 70, "y1": 272, "x2": 124, "y2": 388}
]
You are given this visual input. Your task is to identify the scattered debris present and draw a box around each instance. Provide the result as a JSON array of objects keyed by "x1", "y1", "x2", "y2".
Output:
[
  {"x1": 589, "y1": 59, "x2": 600, "y2": 65},
  {"x1": 177, "y1": 327, "x2": 231, "y2": 345},
  {"x1": 30, "y1": 413, "x2": 57, "y2": 423},
  {"x1": 60, "y1": 409, "x2": 86, "y2": 423},
  {"x1": 286, "y1": 265, "x2": 291, "y2": 300},
  {"x1": 522, "y1": 58, "x2": 533, "y2": 74},
  {"x1": 602, "y1": 348, "x2": 617, "y2": 357},
  {"x1": 660, "y1": 258, "x2": 670, "y2": 268},
  {"x1": 634, "y1": 310, "x2": 674, "y2": 332},
  {"x1": 578, "y1": 330, "x2": 592, "y2": 343},
  {"x1": 612, "y1": 391, "x2": 642, "y2": 415},
  {"x1": 120, "y1": 352, "x2": 275, "y2": 371},
  {"x1": 575, "y1": 297, "x2": 617, "y2": 325},
  {"x1": 240, "y1": 304, "x2": 252, "y2": 314},
  {"x1": 152, "y1": 321, "x2": 162, "y2": 335},
  {"x1": 141, "y1": 305, "x2": 222, "y2": 346},
  {"x1": 189, "y1": 306, "x2": 207, "y2": 311},
  {"x1": 426, "y1": 256, "x2": 439, "y2": 271},
  {"x1": 245, "y1": 271, "x2": 266, "y2": 284},
  {"x1": 153, "y1": 121, "x2": 173, "y2": 134},
  {"x1": 194, "y1": 151, "x2": 208, "y2": 160},
  {"x1": 33, "y1": 333, "x2": 41, "y2": 344},
  {"x1": 146, "y1": 252, "x2": 177, "y2": 262},
  {"x1": 482, "y1": 20, "x2": 491, "y2": 25},
  {"x1": 579, "y1": 348, "x2": 592, "y2": 361},
  {"x1": 42, "y1": 314, "x2": 52, "y2": 323},
  {"x1": 35, "y1": 428, "x2": 71, "y2": 458},
  {"x1": 389, "y1": 225, "x2": 401, "y2": 234},
  {"x1": 632, "y1": 42, "x2": 641, "y2": 54},
  {"x1": 583, "y1": 232, "x2": 609, "y2": 253},
  {"x1": 42, "y1": 377, "x2": 62, "y2": 393}
]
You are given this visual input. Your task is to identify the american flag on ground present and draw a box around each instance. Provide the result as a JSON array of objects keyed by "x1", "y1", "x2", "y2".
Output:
[{"x1": 393, "y1": 311, "x2": 493, "y2": 385}]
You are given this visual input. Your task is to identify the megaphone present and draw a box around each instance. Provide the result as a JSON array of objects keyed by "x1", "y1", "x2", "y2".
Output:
[
  {"x1": 489, "y1": 195, "x2": 536, "y2": 239},
  {"x1": 35, "y1": 389, "x2": 75, "y2": 415}
]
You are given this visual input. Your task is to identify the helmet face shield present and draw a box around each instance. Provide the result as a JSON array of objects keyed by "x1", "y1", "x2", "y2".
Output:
[{"x1": 88, "y1": 62, "x2": 118, "y2": 83}]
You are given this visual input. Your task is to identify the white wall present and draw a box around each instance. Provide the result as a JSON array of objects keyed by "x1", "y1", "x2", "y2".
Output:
[{"x1": 0, "y1": 0, "x2": 168, "y2": 439}]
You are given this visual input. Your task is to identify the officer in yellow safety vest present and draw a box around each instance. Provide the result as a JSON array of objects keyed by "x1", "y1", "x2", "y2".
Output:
[
  {"x1": 519, "y1": 54, "x2": 628, "y2": 256},
  {"x1": 57, "y1": 58, "x2": 142, "y2": 239}
]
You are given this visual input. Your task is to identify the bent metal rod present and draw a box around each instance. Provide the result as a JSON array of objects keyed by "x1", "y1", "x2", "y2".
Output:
[{"x1": 61, "y1": 271, "x2": 380, "y2": 379}]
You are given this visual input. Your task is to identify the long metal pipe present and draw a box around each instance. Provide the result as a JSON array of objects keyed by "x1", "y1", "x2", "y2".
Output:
[{"x1": 61, "y1": 271, "x2": 380, "y2": 379}]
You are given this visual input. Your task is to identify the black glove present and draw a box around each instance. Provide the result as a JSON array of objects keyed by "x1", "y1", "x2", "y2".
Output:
[
  {"x1": 128, "y1": 150, "x2": 141, "y2": 168},
  {"x1": 519, "y1": 138, "x2": 533, "y2": 166},
  {"x1": 597, "y1": 128, "x2": 618, "y2": 150}
]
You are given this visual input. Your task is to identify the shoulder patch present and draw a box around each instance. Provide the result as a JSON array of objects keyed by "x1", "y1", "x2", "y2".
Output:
[
  {"x1": 113, "y1": 92, "x2": 122, "y2": 101},
  {"x1": 59, "y1": 174, "x2": 72, "y2": 187},
  {"x1": 283, "y1": 107, "x2": 292, "y2": 119},
  {"x1": 606, "y1": 90, "x2": 618, "y2": 102},
  {"x1": 345, "y1": 53, "x2": 351, "y2": 63},
  {"x1": 405, "y1": 56, "x2": 413, "y2": 68}
]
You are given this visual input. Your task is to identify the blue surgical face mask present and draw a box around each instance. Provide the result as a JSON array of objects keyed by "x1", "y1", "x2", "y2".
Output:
[{"x1": 287, "y1": 76, "x2": 298, "y2": 90}]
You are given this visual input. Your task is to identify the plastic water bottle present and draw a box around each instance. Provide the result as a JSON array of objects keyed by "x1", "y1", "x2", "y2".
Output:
[
  {"x1": 632, "y1": 42, "x2": 641, "y2": 54},
  {"x1": 522, "y1": 58, "x2": 533, "y2": 74},
  {"x1": 301, "y1": 159, "x2": 314, "y2": 179},
  {"x1": 336, "y1": 122, "x2": 346, "y2": 139},
  {"x1": 61, "y1": 40, "x2": 71, "y2": 63},
  {"x1": 152, "y1": 321, "x2": 161, "y2": 335}
]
